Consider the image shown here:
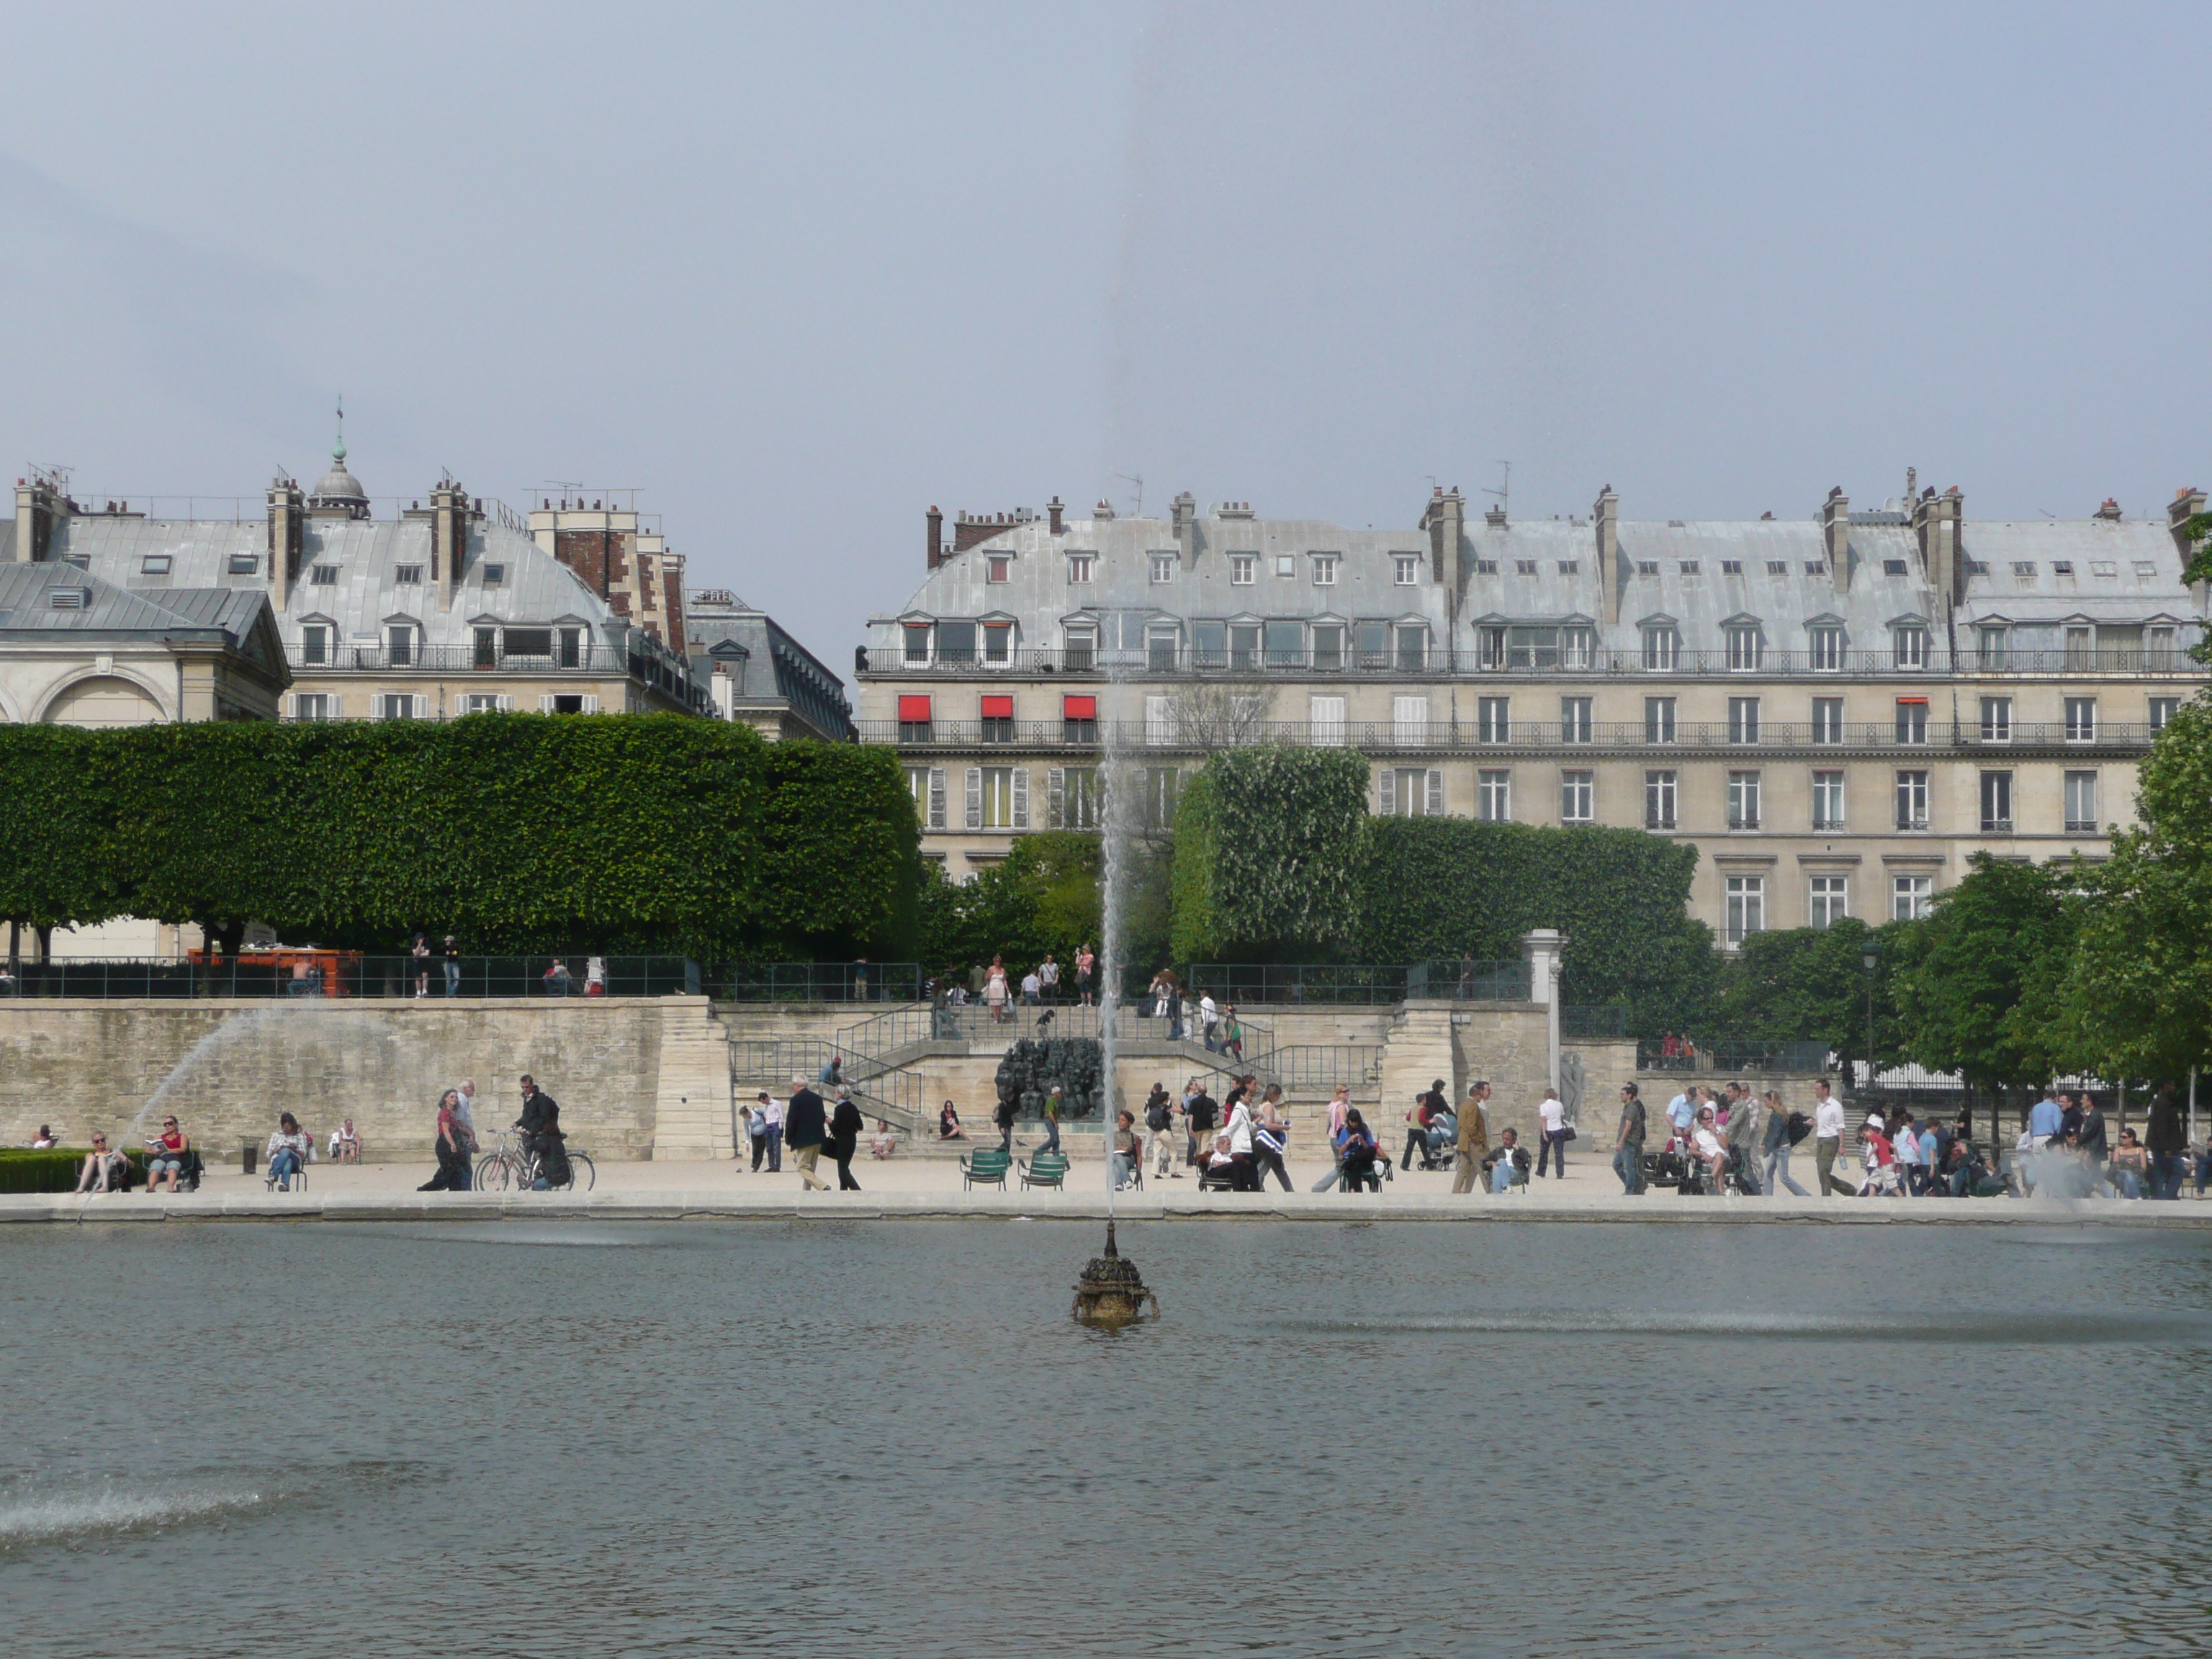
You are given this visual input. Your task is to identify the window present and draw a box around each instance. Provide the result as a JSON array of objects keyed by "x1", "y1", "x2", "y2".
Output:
[
  {"x1": 386, "y1": 625, "x2": 414, "y2": 666},
  {"x1": 1679, "y1": 560, "x2": 1701, "y2": 577},
  {"x1": 1979, "y1": 697, "x2": 2012, "y2": 742},
  {"x1": 1311, "y1": 624, "x2": 1344, "y2": 671},
  {"x1": 2065, "y1": 771, "x2": 2099, "y2": 834},
  {"x1": 292, "y1": 693, "x2": 331, "y2": 721},
  {"x1": 1724, "y1": 624, "x2": 1763, "y2": 671},
  {"x1": 1645, "y1": 770, "x2": 1678, "y2": 830},
  {"x1": 1882, "y1": 559, "x2": 1909, "y2": 577},
  {"x1": 1230, "y1": 554, "x2": 1255, "y2": 585},
  {"x1": 1804, "y1": 561, "x2": 1825, "y2": 576},
  {"x1": 1641, "y1": 625, "x2": 1680, "y2": 670},
  {"x1": 1394, "y1": 554, "x2": 1420, "y2": 585},
  {"x1": 1644, "y1": 697, "x2": 1676, "y2": 744},
  {"x1": 1560, "y1": 770, "x2": 1593, "y2": 823},
  {"x1": 1560, "y1": 697, "x2": 1592, "y2": 745},
  {"x1": 1516, "y1": 559, "x2": 1538, "y2": 576},
  {"x1": 1720, "y1": 559, "x2": 1743, "y2": 575},
  {"x1": 2135, "y1": 562, "x2": 2159, "y2": 580},
  {"x1": 377, "y1": 693, "x2": 418, "y2": 721},
  {"x1": 1812, "y1": 771, "x2": 1845, "y2": 831},
  {"x1": 392, "y1": 565, "x2": 422, "y2": 585},
  {"x1": 310, "y1": 565, "x2": 338, "y2": 586},
  {"x1": 1977, "y1": 624, "x2": 2008, "y2": 667},
  {"x1": 229, "y1": 552, "x2": 260, "y2": 576},
  {"x1": 1264, "y1": 619, "x2": 1303, "y2": 667},
  {"x1": 896, "y1": 694, "x2": 932, "y2": 742},
  {"x1": 1395, "y1": 625, "x2": 1427, "y2": 671},
  {"x1": 2051, "y1": 561, "x2": 2074, "y2": 577},
  {"x1": 1893, "y1": 874, "x2": 1933, "y2": 920},
  {"x1": 1812, "y1": 697, "x2": 1843, "y2": 744},
  {"x1": 1808, "y1": 625, "x2": 1843, "y2": 672},
  {"x1": 1143, "y1": 694, "x2": 1177, "y2": 747},
  {"x1": 1380, "y1": 767, "x2": 1443, "y2": 817},
  {"x1": 1979, "y1": 770, "x2": 2013, "y2": 832},
  {"x1": 1767, "y1": 561, "x2": 1788, "y2": 576},
  {"x1": 1150, "y1": 552, "x2": 1174, "y2": 584},
  {"x1": 140, "y1": 554, "x2": 171, "y2": 575},
  {"x1": 2092, "y1": 561, "x2": 2117, "y2": 579},
  {"x1": 2012, "y1": 561, "x2": 2036, "y2": 578},
  {"x1": 903, "y1": 623, "x2": 932, "y2": 665},
  {"x1": 1393, "y1": 695, "x2": 1429, "y2": 746},
  {"x1": 1725, "y1": 876, "x2": 1765, "y2": 943},
  {"x1": 907, "y1": 765, "x2": 946, "y2": 830},
  {"x1": 1141, "y1": 767, "x2": 1179, "y2": 830},
  {"x1": 463, "y1": 692, "x2": 505, "y2": 714},
  {"x1": 2151, "y1": 696, "x2": 2180, "y2": 733},
  {"x1": 559, "y1": 628, "x2": 582, "y2": 669},
  {"x1": 1063, "y1": 628, "x2": 1095, "y2": 672},
  {"x1": 1557, "y1": 559, "x2": 1578, "y2": 575},
  {"x1": 1894, "y1": 698, "x2": 1928, "y2": 745},
  {"x1": 973, "y1": 765, "x2": 1027, "y2": 830},
  {"x1": 482, "y1": 563, "x2": 505, "y2": 586},
  {"x1": 1309, "y1": 694, "x2": 1346, "y2": 746},
  {"x1": 1478, "y1": 769, "x2": 1511, "y2": 822},
  {"x1": 2149, "y1": 626, "x2": 2177, "y2": 667},
  {"x1": 1052, "y1": 766, "x2": 1100, "y2": 830},
  {"x1": 938, "y1": 620, "x2": 977, "y2": 665},
  {"x1": 2065, "y1": 624, "x2": 2094, "y2": 667},
  {"x1": 1228, "y1": 623, "x2": 1260, "y2": 671},
  {"x1": 470, "y1": 626, "x2": 496, "y2": 668},
  {"x1": 300, "y1": 624, "x2": 329, "y2": 665},
  {"x1": 1478, "y1": 626, "x2": 1507, "y2": 670},
  {"x1": 1892, "y1": 626, "x2": 1928, "y2": 670},
  {"x1": 1061, "y1": 694, "x2": 1096, "y2": 744},
  {"x1": 1312, "y1": 554, "x2": 1339, "y2": 586},
  {"x1": 983, "y1": 622, "x2": 1013, "y2": 667},
  {"x1": 1727, "y1": 770, "x2": 1761, "y2": 830},
  {"x1": 1274, "y1": 554, "x2": 1295, "y2": 577},
  {"x1": 985, "y1": 554, "x2": 1011, "y2": 584},
  {"x1": 1896, "y1": 770, "x2": 1929, "y2": 830},
  {"x1": 1476, "y1": 559, "x2": 1501, "y2": 575},
  {"x1": 1147, "y1": 628, "x2": 1178, "y2": 673},
  {"x1": 1728, "y1": 697, "x2": 1761, "y2": 744},
  {"x1": 1067, "y1": 553, "x2": 1095, "y2": 585},
  {"x1": 1967, "y1": 559, "x2": 1989, "y2": 576},
  {"x1": 2064, "y1": 697, "x2": 2096, "y2": 742},
  {"x1": 505, "y1": 628, "x2": 554, "y2": 659},
  {"x1": 1809, "y1": 876, "x2": 1849, "y2": 929},
  {"x1": 1478, "y1": 697, "x2": 1510, "y2": 744},
  {"x1": 1637, "y1": 560, "x2": 1660, "y2": 576}
]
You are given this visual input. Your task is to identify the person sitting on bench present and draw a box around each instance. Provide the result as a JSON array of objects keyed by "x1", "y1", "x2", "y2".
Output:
[{"x1": 144, "y1": 1117, "x2": 191, "y2": 1195}]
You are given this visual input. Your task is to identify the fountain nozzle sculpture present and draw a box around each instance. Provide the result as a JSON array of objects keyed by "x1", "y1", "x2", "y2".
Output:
[{"x1": 1071, "y1": 1220, "x2": 1158, "y2": 1326}]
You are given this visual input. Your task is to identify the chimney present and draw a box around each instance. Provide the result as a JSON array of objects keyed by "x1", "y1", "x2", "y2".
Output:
[
  {"x1": 2170, "y1": 486, "x2": 2208, "y2": 574},
  {"x1": 1915, "y1": 485, "x2": 1964, "y2": 621},
  {"x1": 1591, "y1": 485, "x2": 1620, "y2": 622},
  {"x1": 926, "y1": 505, "x2": 944, "y2": 571},
  {"x1": 1821, "y1": 487, "x2": 1851, "y2": 594},
  {"x1": 1047, "y1": 496, "x2": 1065, "y2": 536},
  {"x1": 431, "y1": 478, "x2": 467, "y2": 612},
  {"x1": 1171, "y1": 490, "x2": 1197, "y2": 566},
  {"x1": 1420, "y1": 484, "x2": 1465, "y2": 608},
  {"x1": 2094, "y1": 498, "x2": 2122, "y2": 521},
  {"x1": 13, "y1": 475, "x2": 68, "y2": 563},
  {"x1": 1092, "y1": 498, "x2": 1115, "y2": 521},
  {"x1": 265, "y1": 475, "x2": 305, "y2": 609}
]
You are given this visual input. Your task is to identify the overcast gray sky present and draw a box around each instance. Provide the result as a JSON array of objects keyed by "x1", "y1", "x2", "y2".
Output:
[{"x1": 2, "y1": 2, "x2": 2207, "y2": 670}]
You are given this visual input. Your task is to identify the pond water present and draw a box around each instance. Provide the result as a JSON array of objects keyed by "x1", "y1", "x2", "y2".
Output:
[{"x1": 4, "y1": 1220, "x2": 2211, "y2": 1658}]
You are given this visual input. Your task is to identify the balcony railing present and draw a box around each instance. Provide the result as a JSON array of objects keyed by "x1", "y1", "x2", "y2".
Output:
[
  {"x1": 859, "y1": 718, "x2": 2160, "y2": 753},
  {"x1": 863, "y1": 645, "x2": 2203, "y2": 679},
  {"x1": 289, "y1": 644, "x2": 634, "y2": 674}
]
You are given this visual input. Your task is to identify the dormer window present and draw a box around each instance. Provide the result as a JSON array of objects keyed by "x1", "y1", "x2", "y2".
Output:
[
  {"x1": 1312, "y1": 554, "x2": 1339, "y2": 586},
  {"x1": 1637, "y1": 561, "x2": 1659, "y2": 576},
  {"x1": 1892, "y1": 625, "x2": 1928, "y2": 670},
  {"x1": 1678, "y1": 561, "x2": 1701, "y2": 577},
  {"x1": 300, "y1": 624, "x2": 329, "y2": 665},
  {"x1": 482, "y1": 563, "x2": 505, "y2": 586},
  {"x1": 984, "y1": 622, "x2": 1013, "y2": 666},
  {"x1": 1720, "y1": 559, "x2": 1743, "y2": 575},
  {"x1": 1231, "y1": 554, "x2": 1256, "y2": 585},
  {"x1": 1151, "y1": 552, "x2": 1174, "y2": 584},
  {"x1": 1724, "y1": 624, "x2": 1763, "y2": 670},
  {"x1": 394, "y1": 565, "x2": 423, "y2": 585},
  {"x1": 1766, "y1": 561, "x2": 1788, "y2": 575},
  {"x1": 986, "y1": 554, "x2": 1012, "y2": 583},
  {"x1": 1475, "y1": 559, "x2": 1501, "y2": 575},
  {"x1": 1066, "y1": 553, "x2": 1095, "y2": 585},
  {"x1": 387, "y1": 624, "x2": 415, "y2": 666},
  {"x1": 1557, "y1": 560, "x2": 1578, "y2": 574},
  {"x1": 1515, "y1": 559, "x2": 1537, "y2": 576},
  {"x1": 1641, "y1": 624, "x2": 1679, "y2": 670},
  {"x1": 2050, "y1": 561, "x2": 2074, "y2": 577},
  {"x1": 1809, "y1": 626, "x2": 1845, "y2": 671},
  {"x1": 903, "y1": 622, "x2": 932, "y2": 665},
  {"x1": 1394, "y1": 555, "x2": 1420, "y2": 585}
]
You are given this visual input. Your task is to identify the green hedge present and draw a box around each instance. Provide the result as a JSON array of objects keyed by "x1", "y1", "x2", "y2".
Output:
[
  {"x1": 1171, "y1": 747, "x2": 1367, "y2": 960},
  {"x1": 0, "y1": 1148, "x2": 148, "y2": 1193},
  {"x1": 0, "y1": 716, "x2": 921, "y2": 959}
]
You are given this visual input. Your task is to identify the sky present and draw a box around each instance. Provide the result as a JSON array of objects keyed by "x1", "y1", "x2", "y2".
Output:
[{"x1": 1, "y1": 1, "x2": 2208, "y2": 671}]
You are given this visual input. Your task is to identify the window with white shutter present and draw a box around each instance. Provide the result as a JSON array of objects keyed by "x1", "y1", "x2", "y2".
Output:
[
  {"x1": 1392, "y1": 695, "x2": 1428, "y2": 746},
  {"x1": 1426, "y1": 768, "x2": 1444, "y2": 815},
  {"x1": 1309, "y1": 695, "x2": 1345, "y2": 747},
  {"x1": 927, "y1": 768, "x2": 946, "y2": 830},
  {"x1": 1377, "y1": 768, "x2": 1396, "y2": 816},
  {"x1": 965, "y1": 767, "x2": 983, "y2": 830},
  {"x1": 1048, "y1": 767, "x2": 1064, "y2": 828},
  {"x1": 1144, "y1": 695, "x2": 1177, "y2": 747},
  {"x1": 1012, "y1": 768, "x2": 1030, "y2": 828},
  {"x1": 580, "y1": 694, "x2": 600, "y2": 713},
  {"x1": 539, "y1": 693, "x2": 557, "y2": 713}
]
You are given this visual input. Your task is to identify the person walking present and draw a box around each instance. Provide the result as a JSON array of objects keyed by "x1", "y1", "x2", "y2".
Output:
[
  {"x1": 1761, "y1": 1089, "x2": 1809, "y2": 1195},
  {"x1": 746, "y1": 1092, "x2": 773, "y2": 1171},
  {"x1": 828, "y1": 1087, "x2": 864, "y2": 1190},
  {"x1": 418, "y1": 1091, "x2": 472, "y2": 1191},
  {"x1": 1810, "y1": 1077, "x2": 1855, "y2": 1196},
  {"x1": 1612, "y1": 1083, "x2": 1647, "y2": 1195},
  {"x1": 1537, "y1": 1087, "x2": 1570, "y2": 1179},
  {"x1": 1254, "y1": 1084, "x2": 1293, "y2": 1191},
  {"x1": 1312, "y1": 1085, "x2": 1353, "y2": 1192},
  {"x1": 453, "y1": 1079, "x2": 481, "y2": 1159},
  {"x1": 1038, "y1": 1085, "x2": 1064, "y2": 1156},
  {"x1": 2077, "y1": 1093, "x2": 2110, "y2": 1193},
  {"x1": 1165, "y1": 981, "x2": 1185, "y2": 1043},
  {"x1": 1453, "y1": 1082, "x2": 1493, "y2": 1194},
  {"x1": 985, "y1": 956, "x2": 1010, "y2": 1025},
  {"x1": 1143, "y1": 1082, "x2": 1179, "y2": 1179},
  {"x1": 2146, "y1": 1082, "x2": 2187, "y2": 1200},
  {"x1": 1197, "y1": 991, "x2": 1220, "y2": 1052},
  {"x1": 785, "y1": 1075, "x2": 831, "y2": 1191},
  {"x1": 994, "y1": 1089, "x2": 1018, "y2": 1155},
  {"x1": 760, "y1": 1089, "x2": 785, "y2": 1171}
]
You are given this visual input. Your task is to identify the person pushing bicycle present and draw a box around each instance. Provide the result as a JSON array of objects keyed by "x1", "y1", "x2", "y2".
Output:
[{"x1": 515, "y1": 1074, "x2": 567, "y2": 1187}]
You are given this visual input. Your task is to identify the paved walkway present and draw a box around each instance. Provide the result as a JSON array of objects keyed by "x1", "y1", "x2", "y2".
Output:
[{"x1": 9, "y1": 1146, "x2": 2212, "y2": 1225}]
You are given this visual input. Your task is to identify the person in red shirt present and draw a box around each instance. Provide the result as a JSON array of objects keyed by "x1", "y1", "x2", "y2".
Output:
[{"x1": 1858, "y1": 1112, "x2": 1899, "y2": 1196}]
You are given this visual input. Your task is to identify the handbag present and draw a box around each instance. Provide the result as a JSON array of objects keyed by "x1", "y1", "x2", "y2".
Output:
[{"x1": 1561, "y1": 1126, "x2": 1578, "y2": 1143}]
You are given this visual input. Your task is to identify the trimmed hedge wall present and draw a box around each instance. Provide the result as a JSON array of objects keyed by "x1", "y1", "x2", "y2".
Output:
[
  {"x1": 0, "y1": 716, "x2": 920, "y2": 959},
  {"x1": 0, "y1": 1148, "x2": 148, "y2": 1193},
  {"x1": 1171, "y1": 748, "x2": 1368, "y2": 961}
]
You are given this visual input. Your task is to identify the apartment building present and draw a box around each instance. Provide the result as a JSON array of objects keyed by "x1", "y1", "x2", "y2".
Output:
[
  {"x1": 684, "y1": 589, "x2": 855, "y2": 742},
  {"x1": 858, "y1": 482, "x2": 2208, "y2": 943}
]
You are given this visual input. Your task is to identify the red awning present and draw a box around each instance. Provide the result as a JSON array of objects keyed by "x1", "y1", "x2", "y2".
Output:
[
  {"x1": 1063, "y1": 695, "x2": 1097, "y2": 719},
  {"x1": 897, "y1": 696, "x2": 932, "y2": 721},
  {"x1": 981, "y1": 696, "x2": 1015, "y2": 719},
  {"x1": 1896, "y1": 696, "x2": 1929, "y2": 705}
]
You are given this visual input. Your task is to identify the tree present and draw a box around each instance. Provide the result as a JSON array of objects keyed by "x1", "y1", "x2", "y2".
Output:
[
  {"x1": 917, "y1": 832, "x2": 1102, "y2": 974},
  {"x1": 1713, "y1": 917, "x2": 1907, "y2": 1076}
]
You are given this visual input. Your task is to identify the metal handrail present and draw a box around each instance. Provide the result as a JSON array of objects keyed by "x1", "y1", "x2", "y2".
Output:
[
  {"x1": 289, "y1": 644, "x2": 633, "y2": 674},
  {"x1": 862, "y1": 645, "x2": 2203, "y2": 678},
  {"x1": 0, "y1": 955, "x2": 698, "y2": 999},
  {"x1": 858, "y1": 719, "x2": 2161, "y2": 752}
]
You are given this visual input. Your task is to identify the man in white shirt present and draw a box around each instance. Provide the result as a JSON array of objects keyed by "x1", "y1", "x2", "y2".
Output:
[
  {"x1": 1811, "y1": 1078, "x2": 1853, "y2": 1196},
  {"x1": 1198, "y1": 993, "x2": 1220, "y2": 1051},
  {"x1": 1038, "y1": 953, "x2": 1060, "y2": 1003},
  {"x1": 760, "y1": 1091, "x2": 786, "y2": 1172},
  {"x1": 453, "y1": 1079, "x2": 480, "y2": 1153},
  {"x1": 1667, "y1": 1089, "x2": 1695, "y2": 1141}
]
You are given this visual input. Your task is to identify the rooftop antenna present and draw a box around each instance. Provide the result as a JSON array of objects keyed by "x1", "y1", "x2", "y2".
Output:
[
  {"x1": 1113, "y1": 473, "x2": 1145, "y2": 519},
  {"x1": 1482, "y1": 461, "x2": 1511, "y2": 519}
]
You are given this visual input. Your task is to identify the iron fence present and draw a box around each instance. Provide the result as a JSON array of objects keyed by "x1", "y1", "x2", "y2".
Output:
[
  {"x1": 712, "y1": 963, "x2": 922, "y2": 1002},
  {"x1": 1562, "y1": 1004, "x2": 1629, "y2": 1040},
  {"x1": 1264, "y1": 1044, "x2": 1386, "y2": 1092},
  {"x1": 0, "y1": 956, "x2": 698, "y2": 999},
  {"x1": 1406, "y1": 959, "x2": 1534, "y2": 1001},
  {"x1": 1185, "y1": 964, "x2": 1412, "y2": 1004},
  {"x1": 1637, "y1": 1038, "x2": 1833, "y2": 1074}
]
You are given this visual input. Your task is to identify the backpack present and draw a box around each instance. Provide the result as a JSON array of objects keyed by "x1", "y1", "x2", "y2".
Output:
[
  {"x1": 1144, "y1": 1095, "x2": 1171, "y2": 1132},
  {"x1": 1786, "y1": 1112, "x2": 1812, "y2": 1146}
]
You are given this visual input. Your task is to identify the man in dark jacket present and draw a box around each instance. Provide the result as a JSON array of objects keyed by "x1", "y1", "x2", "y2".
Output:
[
  {"x1": 2145, "y1": 1082, "x2": 2186, "y2": 1200},
  {"x1": 515, "y1": 1074, "x2": 567, "y2": 1187},
  {"x1": 1185, "y1": 1086, "x2": 1218, "y2": 1167},
  {"x1": 785, "y1": 1076, "x2": 831, "y2": 1191},
  {"x1": 828, "y1": 1087, "x2": 864, "y2": 1190}
]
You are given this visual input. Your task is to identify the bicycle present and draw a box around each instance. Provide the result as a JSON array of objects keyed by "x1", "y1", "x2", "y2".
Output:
[{"x1": 474, "y1": 1130, "x2": 595, "y2": 1192}]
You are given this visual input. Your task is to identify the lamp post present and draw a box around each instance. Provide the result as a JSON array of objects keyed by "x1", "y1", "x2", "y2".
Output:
[{"x1": 1861, "y1": 937, "x2": 1880, "y2": 1098}]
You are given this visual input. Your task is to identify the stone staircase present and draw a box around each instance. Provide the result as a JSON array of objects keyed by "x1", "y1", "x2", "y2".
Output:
[{"x1": 649, "y1": 997, "x2": 737, "y2": 1160}]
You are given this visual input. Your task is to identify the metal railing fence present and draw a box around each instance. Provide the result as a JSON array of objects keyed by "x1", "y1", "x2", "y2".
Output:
[
  {"x1": 712, "y1": 963, "x2": 922, "y2": 1002},
  {"x1": 0, "y1": 956, "x2": 697, "y2": 999}
]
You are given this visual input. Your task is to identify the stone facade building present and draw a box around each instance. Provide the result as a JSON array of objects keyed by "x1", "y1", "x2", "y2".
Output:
[
  {"x1": 860, "y1": 482, "x2": 2209, "y2": 941},
  {"x1": 684, "y1": 589, "x2": 854, "y2": 742}
]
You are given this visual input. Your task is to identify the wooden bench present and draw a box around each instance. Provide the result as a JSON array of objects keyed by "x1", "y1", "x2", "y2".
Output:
[
  {"x1": 961, "y1": 1147, "x2": 1011, "y2": 1191},
  {"x1": 1020, "y1": 1151, "x2": 1069, "y2": 1190}
]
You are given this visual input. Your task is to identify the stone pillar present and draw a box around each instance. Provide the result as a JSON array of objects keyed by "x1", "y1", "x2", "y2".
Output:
[{"x1": 1519, "y1": 929, "x2": 1565, "y2": 1101}]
